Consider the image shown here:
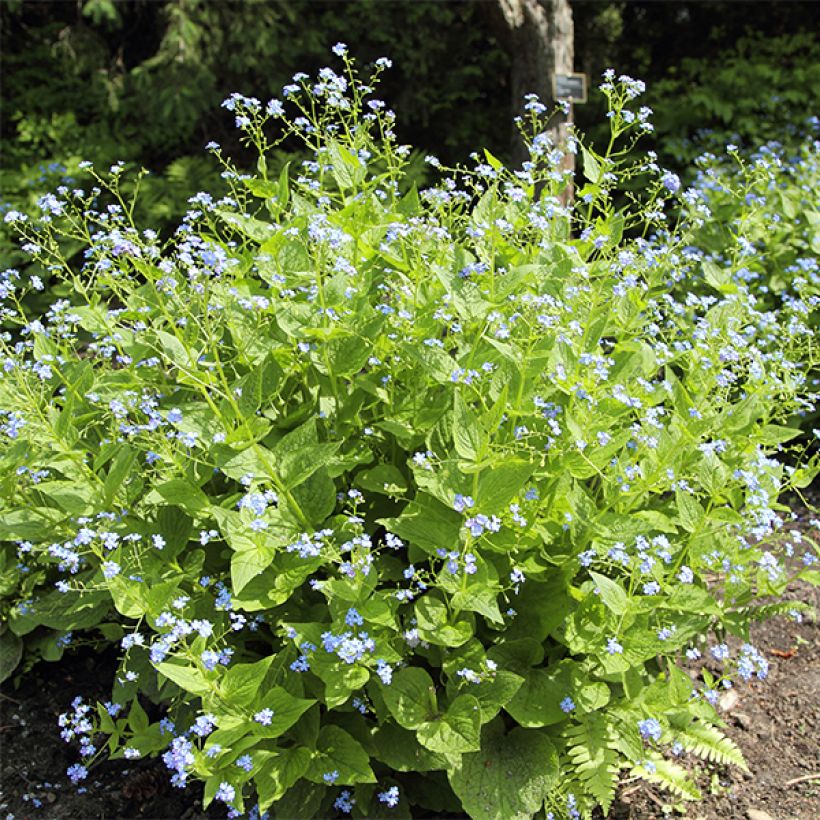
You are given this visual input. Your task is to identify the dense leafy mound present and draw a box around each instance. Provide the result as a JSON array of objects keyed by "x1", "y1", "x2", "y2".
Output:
[{"x1": 1, "y1": 53, "x2": 817, "y2": 819}]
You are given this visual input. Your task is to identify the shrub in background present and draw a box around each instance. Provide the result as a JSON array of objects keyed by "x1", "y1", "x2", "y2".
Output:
[
  {"x1": 0, "y1": 53, "x2": 818, "y2": 818},
  {"x1": 646, "y1": 32, "x2": 820, "y2": 166}
]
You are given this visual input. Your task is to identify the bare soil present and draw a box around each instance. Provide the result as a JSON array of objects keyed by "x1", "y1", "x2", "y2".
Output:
[{"x1": 612, "y1": 579, "x2": 819, "y2": 820}]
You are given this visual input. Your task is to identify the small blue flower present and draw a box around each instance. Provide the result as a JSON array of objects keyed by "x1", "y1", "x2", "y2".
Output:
[
  {"x1": 606, "y1": 637, "x2": 623, "y2": 655},
  {"x1": 453, "y1": 493, "x2": 474, "y2": 513},
  {"x1": 376, "y1": 659, "x2": 393, "y2": 685},
  {"x1": 378, "y1": 785, "x2": 400, "y2": 807},
  {"x1": 710, "y1": 643, "x2": 730, "y2": 661},
  {"x1": 560, "y1": 696, "x2": 576, "y2": 713},
  {"x1": 254, "y1": 708, "x2": 274, "y2": 726},
  {"x1": 345, "y1": 608, "x2": 364, "y2": 627},
  {"x1": 214, "y1": 782, "x2": 235, "y2": 804},
  {"x1": 661, "y1": 171, "x2": 681, "y2": 193},
  {"x1": 638, "y1": 718, "x2": 662, "y2": 742},
  {"x1": 66, "y1": 763, "x2": 88, "y2": 784},
  {"x1": 334, "y1": 790, "x2": 355, "y2": 814},
  {"x1": 101, "y1": 561, "x2": 120, "y2": 579}
]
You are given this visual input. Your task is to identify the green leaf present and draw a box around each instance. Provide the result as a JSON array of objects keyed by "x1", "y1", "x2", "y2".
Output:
[
  {"x1": 277, "y1": 162, "x2": 291, "y2": 209},
  {"x1": 676, "y1": 490, "x2": 705, "y2": 533},
  {"x1": 449, "y1": 723, "x2": 559, "y2": 820},
  {"x1": 380, "y1": 494, "x2": 462, "y2": 556},
  {"x1": 250, "y1": 687, "x2": 316, "y2": 739},
  {"x1": 215, "y1": 208, "x2": 276, "y2": 242},
  {"x1": 127, "y1": 698, "x2": 149, "y2": 733},
  {"x1": 581, "y1": 145, "x2": 602, "y2": 184},
  {"x1": 270, "y1": 779, "x2": 324, "y2": 819},
  {"x1": 155, "y1": 660, "x2": 210, "y2": 696},
  {"x1": 371, "y1": 722, "x2": 452, "y2": 772},
  {"x1": 677, "y1": 721, "x2": 748, "y2": 771},
  {"x1": 505, "y1": 665, "x2": 572, "y2": 727},
  {"x1": 272, "y1": 418, "x2": 340, "y2": 489},
  {"x1": 476, "y1": 459, "x2": 533, "y2": 514},
  {"x1": 453, "y1": 391, "x2": 485, "y2": 462},
  {"x1": 156, "y1": 330, "x2": 196, "y2": 370},
  {"x1": 231, "y1": 541, "x2": 276, "y2": 595},
  {"x1": 328, "y1": 141, "x2": 366, "y2": 189},
  {"x1": 0, "y1": 508, "x2": 65, "y2": 541},
  {"x1": 154, "y1": 479, "x2": 210, "y2": 514},
  {"x1": 504, "y1": 575, "x2": 571, "y2": 642},
  {"x1": 417, "y1": 694, "x2": 482, "y2": 754},
  {"x1": 106, "y1": 576, "x2": 146, "y2": 619},
  {"x1": 289, "y1": 467, "x2": 336, "y2": 526},
  {"x1": 34, "y1": 479, "x2": 94, "y2": 515},
  {"x1": 236, "y1": 356, "x2": 284, "y2": 415},
  {"x1": 9, "y1": 589, "x2": 109, "y2": 636},
  {"x1": 307, "y1": 725, "x2": 375, "y2": 784},
  {"x1": 356, "y1": 463, "x2": 408, "y2": 496},
  {"x1": 416, "y1": 595, "x2": 474, "y2": 647},
  {"x1": 0, "y1": 629, "x2": 22, "y2": 684},
  {"x1": 589, "y1": 571, "x2": 629, "y2": 616},
  {"x1": 758, "y1": 423, "x2": 802, "y2": 445},
  {"x1": 564, "y1": 712, "x2": 619, "y2": 811},
  {"x1": 382, "y1": 667, "x2": 438, "y2": 729},
  {"x1": 635, "y1": 756, "x2": 701, "y2": 801},
  {"x1": 155, "y1": 506, "x2": 192, "y2": 557},
  {"x1": 219, "y1": 656, "x2": 274, "y2": 707},
  {"x1": 470, "y1": 671, "x2": 524, "y2": 722},
  {"x1": 256, "y1": 747, "x2": 311, "y2": 812},
  {"x1": 319, "y1": 662, "x2": 370, "y2": 709},
  {"x1": 103, "y1": 444, "x2": 137, "y2": 504},
  {"x1": 483, "y1": 148, "x2": 504, "y2": 171}
]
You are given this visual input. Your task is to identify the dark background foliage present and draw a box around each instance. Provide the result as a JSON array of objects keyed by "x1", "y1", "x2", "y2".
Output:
[{"x1": 1, "y1": 0, "x2": 818, "y2": 229}]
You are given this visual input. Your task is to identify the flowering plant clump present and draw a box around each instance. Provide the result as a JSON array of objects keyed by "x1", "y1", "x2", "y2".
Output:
[
  {"x1": 677, "y1": 136, "x2": 820, "y2": 437},
  {"x1": 1, "y1": 50, "x2": 818, "y2": 818}
]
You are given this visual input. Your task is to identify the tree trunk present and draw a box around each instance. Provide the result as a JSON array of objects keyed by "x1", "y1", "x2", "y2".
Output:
[{"x1": 482, "y1": 0, "x2": 574, "y2": 164}]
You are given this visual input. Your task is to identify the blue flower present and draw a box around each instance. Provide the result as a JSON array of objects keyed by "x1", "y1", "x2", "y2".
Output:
[
  {"x1": 560, "y1": 696, "x2": 576, "y2": 713},
  {"x1": 254, "y1": 708, "x2": 274, "y2": 725},
  {"x1": 101, "y1": 561, "x2": 120, "y2": 579},
  {"x1": 453, "y1": 493, "x2": 474, "y2": 512},
  {"x1": 192, "y1": 714, "x2": 216, "y2": 737},
  {"x1": 606, "y1": 637, "x2": 623, "y2": 655},
  {"x1": 378, "y1": 786, "x2": 400, "y2": 807},
  {"x1": 638, "y1": 718, "x2": 662, "y2": 742},
  {"x1": 345, "y1": 608, "x2": 364, "y2": 627},
  {"x1": 215, "y1": 782, "x2": 235, "y2": 804},
  {"x1": 66, "y1": 763, "x2": 88, "y2": 784},
  {"x1": 376, "y1": 659, "x2": 392, "y2": 685},
  {"x1": 710, "y1": 643, "x2": 730, "y2": 661},
  {"x1": 661, "y1": 171, "x2": 681, "y2": 193},
  {"x1": 334, "y1": 790, "x2": 355, "y2": 814}
]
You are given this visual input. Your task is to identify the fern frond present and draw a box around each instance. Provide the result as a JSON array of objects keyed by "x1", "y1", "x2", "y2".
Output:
[
  {"x1": 678, "y1": 721, "x2": 749, "y2": 771},
  {"x1": 633, "y1": 756, "x2": 702, "y2": 801},
  {"x1": 563, "y1": 713, "x2": 620, "y2": 812},
  {"x1": 730, "y1": 599, "x2": 812, "y2": 623}
]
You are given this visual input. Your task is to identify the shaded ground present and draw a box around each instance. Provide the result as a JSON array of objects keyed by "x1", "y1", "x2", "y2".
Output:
[
  {"x1": 0, "y1": 646, "x2": 218, "y2": 820},
  {"x1": 612, "y1": 579, "x2": 819, "y2": 820},
  {"x1": 1, "y1": 503, "x2": 817, "y2": 819}
]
